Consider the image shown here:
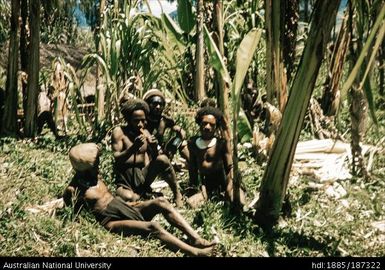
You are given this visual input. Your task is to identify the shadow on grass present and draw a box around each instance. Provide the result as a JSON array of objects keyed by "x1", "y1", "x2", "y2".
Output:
[
  {"x1": 260, "y1": 228, "x2": 341, "y2": 256},
  {"x1": 192, "y1": 199, "x2": 341, "y2": 256}
]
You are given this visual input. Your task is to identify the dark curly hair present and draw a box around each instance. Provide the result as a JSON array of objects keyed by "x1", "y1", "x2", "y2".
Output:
[
  {"x1": 195, "y1": 106, "x2": 223, "y2": 126},
  {"x1": 120, "y1": 98, "x2": 149, "y2": 120}
]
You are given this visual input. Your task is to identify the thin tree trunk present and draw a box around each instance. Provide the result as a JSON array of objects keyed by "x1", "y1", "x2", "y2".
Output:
[
  {"x1": 321, "y1": 13, "x2": 350, "y2": 116},
  {"x1": 304, "y1": 0, "x2": 309, "y2": 22},
  {"x1": 379, "y1": 40, "x2": 385, "y2": 97},
  {"x1": 96, "y1": 0, "x2": 106, "y2": 124},
  {"x1": 2, "y1": 0, "x2": 20, "y2": 136},
  {"x1": 265, "y1": 0, "x2": 273, "y2": 103},
  {"x1": 214, "y1": 0, "x2": 229, "y2": 117},
  {"x1": 24, "y1": 0, "x2": 40, "y2": 138},
  {"x1": 194, "y1": 0, "x2": 205, "y2": 101},
  {"x1": 281, "y1": 0, "x2": 299, "y2": 84},
  {"x1": 254, "y1": 0, "x2": 341, "y2": 228},
  {"x1": 348, "y1": 2, "x2": 368, "y2": 178},
  {"x1": 20, "y1": 0, "x2": 28, "y2": 116},
  {"x1": 265, "y1": 0, "x2": 287, "y2": 112}
]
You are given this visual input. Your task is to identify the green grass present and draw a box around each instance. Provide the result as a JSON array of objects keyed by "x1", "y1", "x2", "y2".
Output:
[{"x1": 0, "y1": 131, "x2": 384, "y2": 257}]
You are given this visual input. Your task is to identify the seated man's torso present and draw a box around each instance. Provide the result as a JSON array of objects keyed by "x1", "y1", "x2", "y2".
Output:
[
  {"x1": 116, "y1": 126, "x2": 150, "y2": 168},
  {"x1": 189, "y1": 136, "x2": 225, "y2": 175},
  {"x1": 147, "y1": 115, "x2": 174, "y2": 145}
]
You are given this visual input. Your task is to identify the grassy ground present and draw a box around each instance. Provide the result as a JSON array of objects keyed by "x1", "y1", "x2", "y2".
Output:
[{"x1": 0, "y1": 126, "x2": 384, "y2": 257}]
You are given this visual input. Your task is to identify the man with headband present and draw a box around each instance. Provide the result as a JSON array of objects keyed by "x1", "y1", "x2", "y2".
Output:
[{"x1": 143, "y1": 89, "x2": 187, "y2": 159}]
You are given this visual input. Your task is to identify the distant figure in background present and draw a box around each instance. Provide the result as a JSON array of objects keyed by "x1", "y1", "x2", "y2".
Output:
[
  {"x1": 111, "y1": 98, "x2": 183, "y2": 207},
  {"x1": 51, "y1": 61, "x2": 69, "y2": 135},
  {"x1": 200, "y1": 97, "x2": 217, "y2": 108},
  {"x1": 37, "y1": 86, "x2": 60, "y2": 139},
  {"x1": 143, "y1": 89, "x2": 187, "y2": 159},
  {"x1": 55, "y1": 90, "x2": 69, "y2": 135},
  {"x1": 186, "y1": 106, "x2": 245, "y2": 208},
  {"x1": 63, "y1": 143, "x2": 216, "y2": 257}
]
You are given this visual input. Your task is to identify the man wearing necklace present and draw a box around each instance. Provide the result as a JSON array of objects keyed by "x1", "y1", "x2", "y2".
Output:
[
  {"x1": 63, "y1": 143, "x2": 216, "y2": 257},
  {"x1": 111, "y1": 98, "x2": 183, "y2": 207},
  {"x1": 186, "y1": 106, "x2": 243, "y2": 208}
]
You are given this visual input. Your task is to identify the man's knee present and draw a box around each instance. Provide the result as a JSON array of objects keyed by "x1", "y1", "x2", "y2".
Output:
[
  {"x1": 153, "y1": 197, "x2": 172, "y2": 210},
  {"x1": 155, "y1": 154, "x2": 171, "y2": 168},
  {"x1": 116, "y1": 186, "x2": 138, "y2": 201}
]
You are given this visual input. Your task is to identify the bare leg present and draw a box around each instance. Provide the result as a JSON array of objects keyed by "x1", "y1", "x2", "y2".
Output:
[
  {"x1": 116, "y1": 186, "x2": 140, "y2": 202},
  {"x1": 136, "y1": 198, "x2": 215, "y2": 248},
  {"x1": 105, "y1": 220, "x2": 214, "y2": 256},
  {"x1": 144, "y1": 155, "x2": 183, "y2": 207}
]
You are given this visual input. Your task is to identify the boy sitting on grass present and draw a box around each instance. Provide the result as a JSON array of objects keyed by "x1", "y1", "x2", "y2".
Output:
[{"x1": 63, "y1": 143, "x2": 216, "y2": 257}]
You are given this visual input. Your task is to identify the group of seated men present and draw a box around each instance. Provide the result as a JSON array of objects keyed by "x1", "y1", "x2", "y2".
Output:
[{"x1": 63, "y1": 89, "x2": 245, "y2": 256}]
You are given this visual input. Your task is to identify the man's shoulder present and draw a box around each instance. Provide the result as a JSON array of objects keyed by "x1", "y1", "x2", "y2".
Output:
[{"x1": 112, "y1": 126, "x2": 124, "y2": 136}]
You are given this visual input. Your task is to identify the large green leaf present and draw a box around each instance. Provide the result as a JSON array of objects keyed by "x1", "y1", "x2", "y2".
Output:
[
  {"x1": 161, "y1": 14, "x2": 186, "y2": 52},
  {"x1": 177, "y1": 0, "x2": 195, "y2": 34},
  {"x1": 204, "y1": 26, "x2": 231, "y2": 85},
  {"x1": 232, "y1": 28, "x2": 262, "y2": 109},
  {"x1": 238, "y1": 108, "x2": 253, "y2": 143},
  {"x1": 359, "y1": 20, "x2": 385, "y2": 125}
]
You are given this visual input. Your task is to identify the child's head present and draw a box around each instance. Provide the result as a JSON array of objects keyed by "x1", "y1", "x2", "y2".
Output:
[{"x1": 69, "y1": 143, "x2": 101, "y2": 178}]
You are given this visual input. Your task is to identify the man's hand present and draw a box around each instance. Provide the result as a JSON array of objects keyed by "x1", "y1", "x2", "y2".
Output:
[
  {"x1": 147, "y1": 134, "x2": 158, "y2": 145},
  {"x1": 133, "y1": 134, "x2": 146, "y2": 150}
]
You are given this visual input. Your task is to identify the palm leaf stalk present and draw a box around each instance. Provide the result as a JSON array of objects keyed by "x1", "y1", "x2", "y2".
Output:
[{"x1": 253, "y1": 0, "x2": 342, "y2": 228}]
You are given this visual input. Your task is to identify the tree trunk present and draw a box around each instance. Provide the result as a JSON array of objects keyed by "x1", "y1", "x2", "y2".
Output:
[
  {"x1": 194, "y1": 0, "x2": 205, "y2": 101},
  {"x1": 281, "y1": 0, "x2": 299, "y2": 84},
  {"x1": 96, "y1": 0, "x2": 106, "y2": 124},
  {"x1": 214, "y1": 0, "x2": 229, "y2": 118},
  {"x1": 321, "y1": 13, "x2": 350, "y2": 116},
  {"x1": 304, "y1": 0, "x2": 309, "y2": 22},
  {"x1": 265, "y1": 0, "x2": 287, "y2": 112},
  {"x1": 20, "y1": 0, "x2": 29, "y2": 116},
  {"x1": 379, "y1": 39, "x2": 385, "y2": 97},
  {"x1": 24, "y1": 0, "x2": 40, "y2": 138},
  {"x1": 254, "y1": 0, "x2": 341, "y2": 228},
  {"x1": 2, "y1": 0, "x2": 20, "y2": 136},
  {"x1": 347, "y1": 1, "x2": 369, "y2": 178}
]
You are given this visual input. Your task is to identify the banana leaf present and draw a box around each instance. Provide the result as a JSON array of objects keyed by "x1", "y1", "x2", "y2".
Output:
[
  {"x1": 177, "y1": 0, "x2": 195, "y2": 34},
  {"x1": 203, "y1": 25, "x2": 231, "y2": 85}
]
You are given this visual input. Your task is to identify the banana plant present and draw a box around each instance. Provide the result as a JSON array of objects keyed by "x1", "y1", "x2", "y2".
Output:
[
  {"x1": 253, "y1": 0, "x2": 342, "y2": 227},
  {"x1": 205, "y1": 26, "x2": 262, "y2": 211}
]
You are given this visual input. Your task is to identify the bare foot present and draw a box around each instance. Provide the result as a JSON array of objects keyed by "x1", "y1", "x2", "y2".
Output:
[
  {"x1": 192, "y1": 238, "x2": 217, "y2": 248},
  {"x1": 195, "y1": 244, "x2": 217, "y2": 257}
]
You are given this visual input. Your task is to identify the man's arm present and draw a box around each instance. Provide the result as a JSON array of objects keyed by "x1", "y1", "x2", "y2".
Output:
[
  {"x1": 111, "y1": 127, "x2": 144, "y2": 165},
  {"x1": 172, "y1": 124, "x2": 186, "y2": 140},
  {"x1": 63, "y1": 185, "x2": 76, "y2": 207},
  {"x1": 63, "y1": 181, "x2": 84, "y2": 214}
]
